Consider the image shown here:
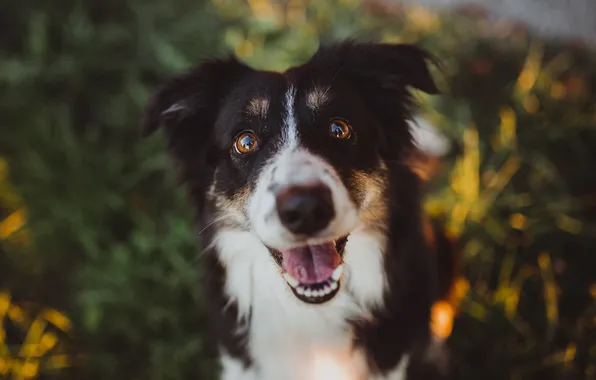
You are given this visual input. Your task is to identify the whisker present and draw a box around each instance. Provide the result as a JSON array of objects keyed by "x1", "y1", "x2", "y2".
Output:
[
  {"x1": 322, "y1": 64, "x2": 345, "y2": 99},
  {"x1": 192, "y1": 213, "x2": 250, "y2": 263},
  {"x1": 193, "y1": 239, "x2": 235, "y2": 264},
  {"x1": 383, "y1": 158, "x2": 435, "y2": 173},
  {"x1": 360, "y1": 204, "x2": 383, "y2": 224},
  {"x1": 197, "y1": 215, "x2": 232, "y2": 236},
  {"x1": 358, "y1": 205, "x2": 388, "y2": 239}
]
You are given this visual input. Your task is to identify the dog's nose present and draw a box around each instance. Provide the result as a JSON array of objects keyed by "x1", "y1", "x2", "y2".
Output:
[{"x1": 275, "y1": 185, "x2": 335, "y2": 235}]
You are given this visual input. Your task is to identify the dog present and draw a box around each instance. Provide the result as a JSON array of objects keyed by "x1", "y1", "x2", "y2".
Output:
[{"x1": 143, "y1": 40, "x2": 457, "y2": 380}]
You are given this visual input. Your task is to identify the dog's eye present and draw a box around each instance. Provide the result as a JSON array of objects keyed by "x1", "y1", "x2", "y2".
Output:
[
  {"x1": 234, "y1": 131, "x2": 258, "y2": 154},
  {"x1": 329, "y1": 119, "x2": 352, "y2": 140}
]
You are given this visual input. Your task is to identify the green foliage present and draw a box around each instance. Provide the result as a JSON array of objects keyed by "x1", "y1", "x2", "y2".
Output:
[
  {"x1": 1, "y1": 0, "x2": 595, "y2": 379},
  {"x1": 1, "y1": 0, "x2": 227, "y2": 378}
]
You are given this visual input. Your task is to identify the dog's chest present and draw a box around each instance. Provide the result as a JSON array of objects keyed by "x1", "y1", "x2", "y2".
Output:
[
  {"x1": 245, "y1": 289, "x2": 410, "y2": 380},
  {"x1": 247, "y1": 263, "x2": 367, "y2": 380},
  {"x1": 216, "y1": 230, "x2": 398, "y2": 379}
]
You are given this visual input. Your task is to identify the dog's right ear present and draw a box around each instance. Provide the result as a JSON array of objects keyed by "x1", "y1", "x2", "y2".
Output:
[{"x1": 142, "y1": 57, "x2": 252, "y2": 138}]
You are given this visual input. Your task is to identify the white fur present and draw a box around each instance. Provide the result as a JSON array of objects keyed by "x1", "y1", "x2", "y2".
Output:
[
  {"x1": 408, "y1": 116, "x2": 450, "y2": 157},
  {"x1": 371, "y1": 355, "x2": 410, "y2": 380},
  {"x1": 215, "y1": 86, "x2": 407, "y2": 379},
  {"x1": 220, "y1": 354, "x2": 256, "y2": 380},
  {"x1": 282, "y1": 85, "x2": 298, "y2": 148}
]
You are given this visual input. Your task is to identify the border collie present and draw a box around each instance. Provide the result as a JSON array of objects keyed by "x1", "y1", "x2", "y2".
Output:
[{"x1": 143, "y1": 40, "x2": 456, "y2": 380}]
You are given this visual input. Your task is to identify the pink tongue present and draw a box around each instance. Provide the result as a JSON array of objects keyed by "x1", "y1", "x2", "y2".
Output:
[{"x1": 281, "y1": 242, "x2": 341, "y2": 284}]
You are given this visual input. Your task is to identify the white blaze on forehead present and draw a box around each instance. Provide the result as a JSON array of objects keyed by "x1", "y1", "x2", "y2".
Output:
[{"x1": 282, "y1": 86, "x2": 298, "y2": 148}]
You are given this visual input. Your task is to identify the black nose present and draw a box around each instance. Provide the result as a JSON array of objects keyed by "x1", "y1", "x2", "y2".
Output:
[{"x1": 275, "y1": 185, "x2": 335, "y2": 235}]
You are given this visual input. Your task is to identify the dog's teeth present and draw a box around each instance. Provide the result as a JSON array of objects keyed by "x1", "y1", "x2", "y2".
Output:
[
  {"x1": 331, "y1": 264, "x2": 344, "y2": 281},
  {"x1": 283, "y1": 273, "x2": 299, "y2": 288},
  {"x1": 292, "y1": 276, "x2": 341, "y2": 299}
]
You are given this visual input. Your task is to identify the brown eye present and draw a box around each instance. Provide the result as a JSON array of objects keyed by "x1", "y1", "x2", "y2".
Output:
[
  {"x1": 329, "y1": 119, "x2": 352, "y2": 140},
  {"x1": 234, "y1": 131, "x2": 258, "y2": 154}
]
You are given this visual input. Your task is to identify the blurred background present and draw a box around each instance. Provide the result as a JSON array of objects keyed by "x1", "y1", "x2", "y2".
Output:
[{"x1": 1, "y1": 0, "x2": 595, "y2": 379}]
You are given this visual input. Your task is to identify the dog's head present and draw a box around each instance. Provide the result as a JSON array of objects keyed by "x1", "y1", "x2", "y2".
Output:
[{"x1": 144, "y1": 41, "x2": 439, "y2": 305}]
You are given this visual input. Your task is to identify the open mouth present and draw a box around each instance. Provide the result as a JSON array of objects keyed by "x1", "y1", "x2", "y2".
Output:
[{"x1": 269, "y1": 236, "x2": 348, "y2": 304}]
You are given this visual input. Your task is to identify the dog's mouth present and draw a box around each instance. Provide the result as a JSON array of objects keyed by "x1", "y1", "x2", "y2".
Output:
[{"x1": 268, "y1": 236, "x2": 348, "y2": 304}]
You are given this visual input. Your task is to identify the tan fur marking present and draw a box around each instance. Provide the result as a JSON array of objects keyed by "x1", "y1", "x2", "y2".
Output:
[
  {"x1": 352, "y1": 169, "x2": 389, "y2": 231},
  {"x1": 306, "y1": 87, "x2": 330, "y2": 111},
  {"x1": 246, "y1": 97, "x2": 269, "y2": 118},
  {"x1": 208, "y1": 179, "x2": 251, "y2": 228},
  {"x1": 215, "y1": 187, "x2": 250, "y2": 216}
]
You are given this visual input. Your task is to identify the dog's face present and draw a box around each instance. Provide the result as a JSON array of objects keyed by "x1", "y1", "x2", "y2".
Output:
[{"x1": 144, "y1": 41, "x2": 438, "y2": 305}]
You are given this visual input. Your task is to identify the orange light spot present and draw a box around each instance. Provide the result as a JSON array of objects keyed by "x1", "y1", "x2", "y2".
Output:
[
  {"x1": 509, "y1": 213, "x2": 527, "y2": 230},
  {"x1": 431, "y1": 301, "x2": 454, "y2": 339}
]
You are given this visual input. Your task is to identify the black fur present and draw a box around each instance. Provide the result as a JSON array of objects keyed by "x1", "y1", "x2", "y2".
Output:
[
  {"x1": 351, "y1": 166, "x2": 436, "y2": 374},
  {"x1": 202, "y1": 225, "x2": 253, "y2": 368}
]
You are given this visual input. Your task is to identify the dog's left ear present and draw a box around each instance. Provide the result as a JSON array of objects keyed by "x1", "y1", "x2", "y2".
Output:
[
  {"x1": 142, "y1": 57, "x2": 251, "y2": 138},
  {"x1": 141, "y1": 57, "x2": 252, "y2": 193}
]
